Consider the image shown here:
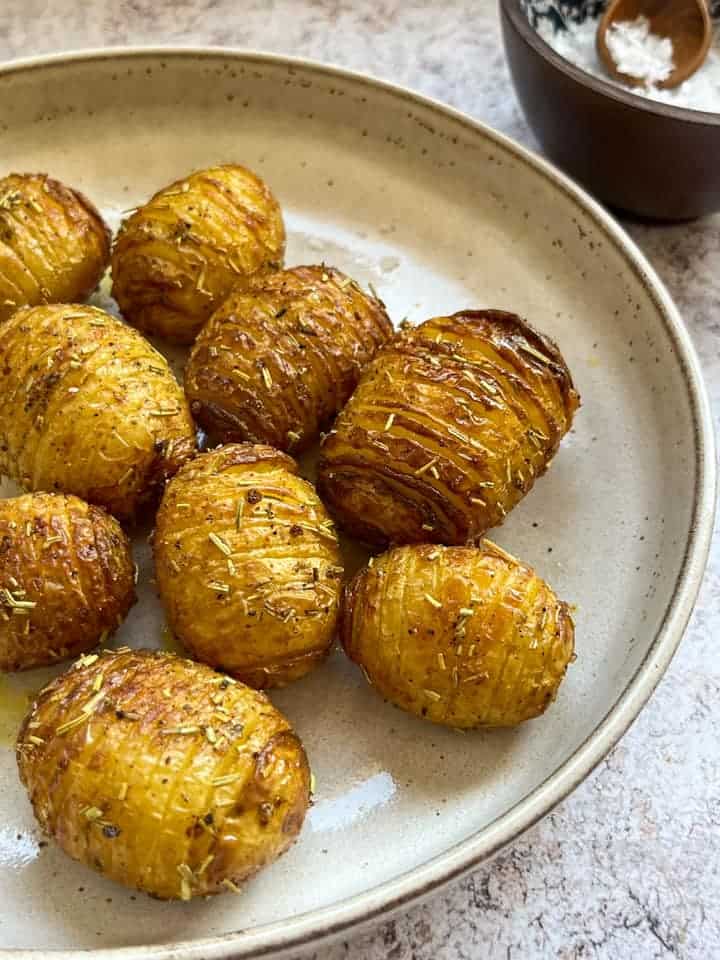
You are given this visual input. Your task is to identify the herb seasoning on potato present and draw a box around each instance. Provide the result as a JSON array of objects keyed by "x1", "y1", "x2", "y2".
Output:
[
  {"x1": 0, "y1": 173, "x2": 110, "y2": 323},
  {"x1": 111, "y1": 164, "x2": 286, "y2": 344},
  {"x1": 185, "y1": 265, "x2": 393, "y2": 452},
  {"x1": 318, "y1": 309, "x2": 580, "y2": 546},
  {"x1": 0, "y1": 493, "x2": 135, "y2": 672},
  {"x1": 16, "y1": 649, "x2": 311, "y2": 899},
  {"x1": 0, "y1": 303, "x2": 196, "y2": 524},
  {"x1": 341, "y1": 541, "x2": 575, "y2": 728},
  {"x1": 154, "y1": 443, "x2": 343, "y2": 688}
]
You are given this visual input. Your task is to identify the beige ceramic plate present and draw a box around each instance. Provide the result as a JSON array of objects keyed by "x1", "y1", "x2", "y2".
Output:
[{"x1": 0, "y1": 48, "x2": 714, "y2": 960}]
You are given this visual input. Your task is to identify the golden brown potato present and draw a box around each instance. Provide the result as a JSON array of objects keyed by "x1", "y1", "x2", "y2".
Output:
[
  {"x1": 17, "y1": 649, "x2": 310, "y2": 899},
  {"x1": 0, "y1": 304, "x2": 196, "y2": 524},
  {"x1": 111, "y1": 164, "x2": 286, "y2": 344},
  {"x1": 154, "y1": 444, "x2": 343, "y2": 688},
  {"x1": 184, "y1": 265, "x2": 393, "y2": 452},
  {"x1": 0, "y1": 493, "x2": 135, "y2": 671},
  {"x1": 341, "y1": 541, "x2": 574, "y2": 728},
  {"x1": 318, "y1": 310, "x2": 580, "y2": 546},
  {"x1": 0, "y1": 173, "x2": 110, "y2": 323}
]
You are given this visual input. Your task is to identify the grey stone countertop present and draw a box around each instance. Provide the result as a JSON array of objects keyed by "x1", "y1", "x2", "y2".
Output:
[{"x1": 2, "y1": 2, "x2": 719, "y2": 957}]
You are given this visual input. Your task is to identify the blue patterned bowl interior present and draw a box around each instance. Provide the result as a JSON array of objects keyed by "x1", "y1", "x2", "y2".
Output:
[{"x1": 521, "y1": 0, "x2": 720, "y2": 34}]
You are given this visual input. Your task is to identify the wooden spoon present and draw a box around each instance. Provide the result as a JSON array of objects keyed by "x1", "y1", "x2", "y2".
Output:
[{"x1": 596, "y1": 0, "x2": 712, "y2": 89}]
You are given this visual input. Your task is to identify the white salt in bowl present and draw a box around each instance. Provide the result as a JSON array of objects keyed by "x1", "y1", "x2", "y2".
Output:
[{"x1": 500, "y1": 0, "x2": 720, "y2": 219}]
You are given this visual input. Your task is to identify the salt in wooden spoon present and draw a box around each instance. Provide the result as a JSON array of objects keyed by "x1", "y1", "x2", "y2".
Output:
[{"x1": 596, "y1": 0, "x2": 712, "y2": 89}]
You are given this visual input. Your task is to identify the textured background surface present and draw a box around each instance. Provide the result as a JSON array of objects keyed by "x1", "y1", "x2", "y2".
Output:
[{"x1": 2, "y1": 2, "x2": 719, "y2": 958}]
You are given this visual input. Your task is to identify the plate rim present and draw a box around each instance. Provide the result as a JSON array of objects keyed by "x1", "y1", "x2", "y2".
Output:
[{"x1": 0, "y1": 45, "x2": 715, "y2": 960}]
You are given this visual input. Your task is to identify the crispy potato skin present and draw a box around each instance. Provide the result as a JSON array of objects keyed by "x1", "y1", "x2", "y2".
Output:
[
  {"x1": 154, "y1": 444, "x2": 343, "y2": 688},
  {"x1": 318, "y1": 310, "x2": 580, "y2": 546},
  {"x1": 0, "y1": 493, "x2": 135, "y2": 671},
  {"x1": 341, "y1": 542, "x2": 574, "y2": 728},
  {"x1": 16, "y1": 649, "x2": 310, "y2": 899},
  {"x1": 111, "y1": 164, "x2": 286, "y2": 344},
  {"x1": 185, "y1": 265, "x2": 393, "y2": 453},
  {"x1": 0, "y1": 304, "x2": 197, "y2": 524},
  {"x1": 0, "y1": 173, "x2": 110, "y2": 323}
]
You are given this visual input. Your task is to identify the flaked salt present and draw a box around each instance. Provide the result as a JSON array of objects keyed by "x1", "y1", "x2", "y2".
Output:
[
  {"x1": 537, "y1": 13, "x2": 720, "y2": 112},
  {"x1": 605, "y1": 16, "x2": 674, "y2": 85}
]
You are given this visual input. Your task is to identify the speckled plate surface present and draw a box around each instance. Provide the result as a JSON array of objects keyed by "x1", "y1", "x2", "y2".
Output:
[{"x1": 0, "y1": 48, "x2": 714, "y2": 960}]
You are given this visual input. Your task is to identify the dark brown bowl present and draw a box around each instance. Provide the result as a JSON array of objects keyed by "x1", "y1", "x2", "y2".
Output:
[{"x1": 500, "y1": 0, "x2": 720, "y2": 220}]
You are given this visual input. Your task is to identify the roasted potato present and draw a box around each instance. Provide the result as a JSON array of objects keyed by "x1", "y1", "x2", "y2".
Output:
[
  {"x1": 111, "y1": 164, "x2": 286, "y2": 344},
  {"x1": 154, "y1": 444, "x2": 343, "y2": 688},
  {"x1": 0, "y1": 493, "x2": 135, "y2": 671},
  {"x1": 341, "y1": 541, "x2": 574, "y2": 728},
  {"x1": 318, "y1": 310, "x2": 580, "y2": 546},
  {"x1": 17, "y1": 649, "x2": 310, "y2": 899},
  {"x1": 0, "y1": 173, "x2": 110, "y2": 323},
  {"x1": 184, "y1": 265, "x2": 393, "y2": 452},
  {"x1": 0, "y1": 304, "x2": 196, "y2": 523}
]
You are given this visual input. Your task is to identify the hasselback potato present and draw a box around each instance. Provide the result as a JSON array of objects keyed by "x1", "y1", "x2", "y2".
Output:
[
  {"x1": 0, "y1": 493, "x2": 135, "y2": 671},
  {"x1": 154, "y1": 444, "x2": 343, "y2": 688},
  {"x1": 16, "y1": 649, "x2": 310, "y2": 899},
  {"x1": 0, "y1": 304, "x2": 196, "y2": 523},
  {"x1": 184, "y1": 265, "x2": 393, "y2": 452},
  {"x1": 0, "y1": 173, "x2": 110, "y2": 323},
  {"x1": 341, "y1": 541, "x2": 575, "y2": 728},
  {"x1": 318, "y1": 310, "x2": 580, "y2": 546},
  {"x1": 111, "y1": 164, "x2": 286, "y2": 344}
]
